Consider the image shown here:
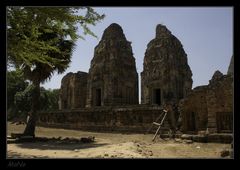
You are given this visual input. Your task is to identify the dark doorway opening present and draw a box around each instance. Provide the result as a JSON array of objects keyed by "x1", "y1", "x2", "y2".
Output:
[
  {"x1": 64, "y1": 101, "x2": 67, "y2": 109},
  {"x1": 153, "y1": 88, "x2": 161, "y2": 105},
  {"x1": 216, "y1": 112, "x2": 232, "y2": 133},
  {"x1": 187, "y1": 112, "x2": 196, "y2": 131},
  {"x1": 95, "y1": 88, "x2": 101, "y2": 106}
]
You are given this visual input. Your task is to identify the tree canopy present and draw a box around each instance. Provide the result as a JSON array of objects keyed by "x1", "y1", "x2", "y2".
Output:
[
  {"x1": 7, "y1": 69, "x2": 28, "y2": 109},
  {"x1": 7, "y1": 7, "x2": 105, "y2": 82},
  {"x1": 7, "y1": 7, "x2": 105, "y2": 136},
  {"x1": 7, "y1": 69, "x2": 29, "y2": 120}
]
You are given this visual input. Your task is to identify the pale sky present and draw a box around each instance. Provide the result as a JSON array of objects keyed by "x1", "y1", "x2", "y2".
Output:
[{"x1": 42, "y1": 7, "x2": 233, "y2": 101}]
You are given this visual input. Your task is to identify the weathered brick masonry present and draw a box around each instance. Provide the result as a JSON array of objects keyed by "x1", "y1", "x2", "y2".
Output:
[{"x1": 37, "y1": 106, "x2": 171, "y2": 133}]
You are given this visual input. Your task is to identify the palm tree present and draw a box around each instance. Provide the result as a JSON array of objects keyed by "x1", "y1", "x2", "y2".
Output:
[
  {"x1": 7, "y1": 7, "x2": 105, "y2": 136},
  {"x1": 22, "y1": 32, "x2": 74, "y2": 136}
]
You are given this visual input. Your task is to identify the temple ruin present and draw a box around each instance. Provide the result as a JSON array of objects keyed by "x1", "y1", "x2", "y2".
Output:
[
  {"x1": 180, "y1": 56, "x2": 233, "y2": 134},
  {"x1": 58, "y1": 23, "x2": 139, "y2": 108},
  {"x1": 86, "y1": 23, "x2": 139, "y2": 107},
  {"x1": 59, "y1": 71, "x2": 88, "y2": 109},
  {"x1": 49, "y1": 23, "x2": 233, "y2": 140},
  {"x1": 141, "y1": 24, "x2": 192, "y2": 106}
]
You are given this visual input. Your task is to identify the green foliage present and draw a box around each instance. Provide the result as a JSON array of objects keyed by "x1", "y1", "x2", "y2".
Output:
[
  {"x1": 14, "y1": 86, "x2": 60, "y2": 113},
  {"x1": 40, "y1": 88, "x2": 60, "y2": 111},
  {"x1": 8, "y1": 85, "x2": 61, "y2": 120},
  {"x1": 7, "y1": 7, "x2": 105, "y2": 83},
  {"x1": 7, "y1": 7, "x2": 104, "y2": 134},
  {"x1": 7, "y1": 69, "x2": 29, "y2": 110},
  {"x1": 14, "y1": 85, "x2": 34, "y2": 115},
  {"x1": 7, "y1": 70, "x2": 61, "y2": 119}
]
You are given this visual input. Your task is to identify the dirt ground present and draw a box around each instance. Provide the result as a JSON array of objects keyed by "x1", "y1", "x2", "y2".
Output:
[{"x1": 7, "y1": 122, "x2": 231, "y2": 159}]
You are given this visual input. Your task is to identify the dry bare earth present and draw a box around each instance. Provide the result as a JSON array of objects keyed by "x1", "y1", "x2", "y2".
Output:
[{"x1": 7, "y1": 122, "x2": 231, "y2": 159}]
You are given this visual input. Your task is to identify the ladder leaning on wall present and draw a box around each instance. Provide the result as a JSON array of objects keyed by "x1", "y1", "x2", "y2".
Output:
[{"x1": 146, "y1": 109, "x2": 168, "y2": 141}]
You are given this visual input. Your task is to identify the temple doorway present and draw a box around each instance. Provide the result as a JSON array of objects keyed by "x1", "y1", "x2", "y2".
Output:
[
  {"x1": 187, "y1": 112, "x2": 196, "y2": 131},
  {"x1": 95, "y1": 88, "x2": 101, "y2": 106},
  {"x1": 153, "y1": 88, "x2": 161, "y2": 105},
  {"x1": 216, "y1": 112, "x2": 233, "y2": 133}
]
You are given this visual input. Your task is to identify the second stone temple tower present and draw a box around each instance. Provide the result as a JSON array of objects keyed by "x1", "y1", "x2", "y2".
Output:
[
  {"x1": 86, "y1": 23, "x2": 139, "y2": 107},
  {"x1": 141, "y1": 24, "x2": 193, "y2": 105}
]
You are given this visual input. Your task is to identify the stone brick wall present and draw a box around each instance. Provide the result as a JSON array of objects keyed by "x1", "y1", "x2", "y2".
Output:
[
  {"x1": 59, "y1": 71, "x2": 88, "y2": 109},
  {"x1": 206, "y1": 74, "x2": 233, "y2": 133},
  {"x1": 86, "y1": 23, "x2": 139, "y2": 107},
  {"x1": 180, "y1": 86, "x2": 208, "y2": 133},
  {"x1": 37, "y1": 106, "x2": 171, "y2": 133},
  {"x1": 180, "y1": 71, "x2": 233, "y2": 134},
  {"x1": 141, "y1": 24, "x2": 192, "y2": 106}
]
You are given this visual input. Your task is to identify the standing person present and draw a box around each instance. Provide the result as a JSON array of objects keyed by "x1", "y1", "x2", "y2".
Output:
[
  {"x1": 25, "y1": 111, "x2": 36, "y2": 138},
  {"x1": 26, "y1": 111, "x2": 32, "y2": 124}
]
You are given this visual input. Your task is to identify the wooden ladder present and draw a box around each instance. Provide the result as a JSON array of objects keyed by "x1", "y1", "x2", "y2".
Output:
[{"x1": 146, "y1": 109, "x2": 168, "y2": 141}]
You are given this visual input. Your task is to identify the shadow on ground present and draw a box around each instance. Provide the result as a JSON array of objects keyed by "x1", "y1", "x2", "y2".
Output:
[{"x1": 7, "y1": 137, "x2": 108, "y2": 151}]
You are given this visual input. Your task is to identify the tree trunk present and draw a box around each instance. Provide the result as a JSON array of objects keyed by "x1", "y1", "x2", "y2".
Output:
[{"x1": 23, "y1": 81, "x2": 40, "y2": 137}]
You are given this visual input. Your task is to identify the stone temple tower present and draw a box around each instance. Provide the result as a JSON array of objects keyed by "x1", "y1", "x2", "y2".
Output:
[
  {"x1": 59, "y1": 71, "x2": 88, "y2": 109},
  {"x1": 86, "y1": 23, "x2": 139, "y2": 107},
  {"x1": 141, "y1": 24, "x2": 192, "y2": 106}
]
